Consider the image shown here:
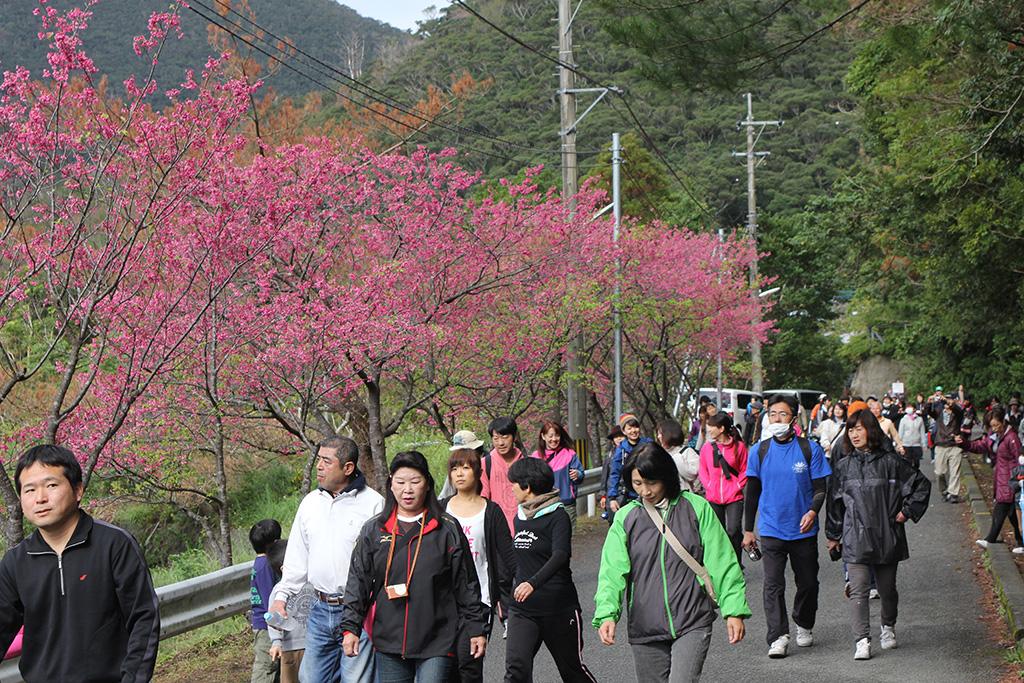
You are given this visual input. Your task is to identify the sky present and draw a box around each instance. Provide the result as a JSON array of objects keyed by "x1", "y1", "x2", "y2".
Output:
[{"x1": 339, "y1": 1, "x2": 449, "y2": 32}]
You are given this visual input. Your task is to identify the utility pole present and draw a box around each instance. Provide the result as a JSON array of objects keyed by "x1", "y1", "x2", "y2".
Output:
[
  {"x1": 559, "y1": 0, "x2": 587, "y2": 454},
  {"x1": 716, "y1": 227, "x2": 724, "y2": 407},
  {"x1": 731, "y1": 93, "x2": 782, "y2": 396},
  {"x1": 612, "y1": 132, "x2": 623, "y2": 421}
]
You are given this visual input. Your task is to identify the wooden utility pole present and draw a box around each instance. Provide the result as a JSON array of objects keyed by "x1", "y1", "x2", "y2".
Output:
[
  {"x1": 732, "y1": 93, "x2": 781, "y2": 395},
  {"x1": 559, "y1": 0, "x2": 588, "y2": 450}
]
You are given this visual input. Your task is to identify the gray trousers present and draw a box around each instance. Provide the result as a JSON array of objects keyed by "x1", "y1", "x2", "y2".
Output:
[
  {"x1": 631, "y1": 626, "x2": 713, "y2": 683},
  {"x1": 847, "y1": 562, "x2": 898, "y2": 642},
  {"x1": 933, "y1": 445, "x2": 963, "y2": 496}
]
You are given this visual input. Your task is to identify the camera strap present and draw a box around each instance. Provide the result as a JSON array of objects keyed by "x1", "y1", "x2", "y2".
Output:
[{"x1": 385, "y1": 514, "x2": 426, "y2": 588}]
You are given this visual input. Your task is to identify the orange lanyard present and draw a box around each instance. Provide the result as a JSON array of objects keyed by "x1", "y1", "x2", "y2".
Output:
[{"x1": 385, "y1": 515, "x2": 426, "y2": 586}]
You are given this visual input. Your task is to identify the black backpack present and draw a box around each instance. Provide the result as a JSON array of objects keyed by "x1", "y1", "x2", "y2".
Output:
[{"x1": 757, "y1": 435, "x2": 814, "y2": 469}]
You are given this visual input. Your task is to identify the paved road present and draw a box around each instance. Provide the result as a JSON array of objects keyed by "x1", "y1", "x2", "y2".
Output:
[{"x1": 482, "y1": 458, "x2": 1006, "y2": 682}]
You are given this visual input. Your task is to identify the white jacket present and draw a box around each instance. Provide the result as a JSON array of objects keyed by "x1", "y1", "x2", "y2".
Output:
[
  {"x1": 273, "y1": 476, "x2": 383, "y2": 602},
  {"x1": 668, "y1": 445, "x2": 702, "y2": 493},
  {"x1": 817, "y1": 418, "x2": 843, "y2": 455},
  {"x1": 898, "y1": 414, "x2": 928, "y2": 448}
]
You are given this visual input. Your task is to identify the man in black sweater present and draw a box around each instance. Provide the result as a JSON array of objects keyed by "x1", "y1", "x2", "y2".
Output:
[
  {"x1": 0, "y1": 445, "x2": 160, "y2": 682},
  {"x1": 504, "y1": 457, "x2": 597, "y2": 683}
]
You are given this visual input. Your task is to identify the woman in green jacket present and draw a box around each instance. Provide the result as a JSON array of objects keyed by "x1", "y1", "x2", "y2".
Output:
[{"x1": 593, "y1": 443, "x2": 750, "y2": 682}]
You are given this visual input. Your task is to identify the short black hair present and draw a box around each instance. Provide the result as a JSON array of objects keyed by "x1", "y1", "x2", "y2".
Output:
[
  {"x1": 656, "y1": 419, "x2": 686, "y2": 449},
  {"x1": 624, "y1": 442, "x2": 681, "y2": 501},
  {"x1": 317, "y1": 435, "x2": 360, "y2": 467},
  {"x1": 267, "y1": 538, "x2": 287, "y2": 576},
  {"x1": 15, "y1": 444, "x2": 83, "y2": 494},
  {"x1": 249, "y1": 519, "x2": 282, "y2": 554},
  {"x1": 488, "y1": 416, "x2": 518, "y2": 437},
  {"x1": 507, "y1": 457, "x2": 553, "y2": 494},
  {"x1": 767, "y1": 393, "x2": 799, "y2": 417}
]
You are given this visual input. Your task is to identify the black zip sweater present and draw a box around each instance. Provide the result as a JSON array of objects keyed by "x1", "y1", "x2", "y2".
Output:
[
  {"x1": 0, "y1": 511, "x2": 160, "y2": 683},
  {"x1": 342, "y1": 509, "x2": 488, "y2": 658},
  {"x1": 439, "y1": 496, "x2": 517, "y2": 623}
]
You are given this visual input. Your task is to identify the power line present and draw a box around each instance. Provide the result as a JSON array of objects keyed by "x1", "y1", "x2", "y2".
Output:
[
  {"x1": 184, "y1": 1, "x2": 535, "y2": 165},
  {"x1": 452, "y1": 0, "x2": 712, "y2": 216},
  {"x1": 192, "y1": 0, "x2": 580, "y2": 159}
]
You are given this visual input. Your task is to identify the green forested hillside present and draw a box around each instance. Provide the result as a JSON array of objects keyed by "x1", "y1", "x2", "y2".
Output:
[{"x1": 0, "y1": 0, "x2": 409, "y2": 102}]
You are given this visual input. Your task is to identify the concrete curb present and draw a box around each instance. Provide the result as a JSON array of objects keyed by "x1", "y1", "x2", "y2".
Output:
[{"x1": 963, "y1": 458, "x2": 1024, "y2": 646}]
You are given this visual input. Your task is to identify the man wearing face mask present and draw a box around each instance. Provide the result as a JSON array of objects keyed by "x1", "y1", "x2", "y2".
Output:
[{"x1": 742, "y1": 394, "x2": 831, "y2": 659}]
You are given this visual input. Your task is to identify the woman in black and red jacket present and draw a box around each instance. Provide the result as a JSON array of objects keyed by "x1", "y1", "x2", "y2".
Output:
[{"x1": 342, "y1": 451, "x2": 488, "y2": 683}]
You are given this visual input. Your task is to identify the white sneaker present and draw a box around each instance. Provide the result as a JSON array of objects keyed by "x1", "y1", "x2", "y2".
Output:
[
  {"x1": 795, "y1": 626, "x2": 813, "y2": 647},
  {"x1": 976, "y1": 539, "x2": 990, "y2": 549},
  {"x1": 768, "y1": 634, "x2": 790, "y2": 658},
  {"x1": 869, "y1": 588, "x2": 880, "y2": 600},
  {"x1": 854, "y1": 637, "x2": 871, "y2": 660},
  {"x1": 880, "y1": 625, "x2": 897, "y2": 650},
  {"x1": 1013, "y1": 547, "x2": 1024, "y2": 555}
]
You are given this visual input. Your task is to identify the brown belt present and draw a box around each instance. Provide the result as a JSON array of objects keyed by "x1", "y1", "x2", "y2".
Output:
[{"x1": 316, "y1": 591, "x2": 344, "y2": 605}]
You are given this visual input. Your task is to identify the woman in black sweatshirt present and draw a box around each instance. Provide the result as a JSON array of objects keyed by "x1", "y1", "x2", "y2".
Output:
[
  {"x1": 504, "y1": 457, "x2": 597, "y2": 683},
  {"x1": 342, "y1": 451, "x2": 488, "y2": 683}
]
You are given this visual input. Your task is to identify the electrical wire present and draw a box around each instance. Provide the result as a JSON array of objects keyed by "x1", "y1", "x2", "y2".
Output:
[
  {"x1": 452, "y1": 0, "x2": 712, "y2": 216},
  {"x1": 192, "y1": 0, "x2": 584, "y2": 158},
  {"x1": 185, "y1": 1, "x2": 545, "y2": 166}
]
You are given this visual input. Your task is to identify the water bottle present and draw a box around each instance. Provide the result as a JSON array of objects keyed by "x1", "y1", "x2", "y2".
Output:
[{"x1": 265, "y1": 610, "x2": 297, "y2": 631}]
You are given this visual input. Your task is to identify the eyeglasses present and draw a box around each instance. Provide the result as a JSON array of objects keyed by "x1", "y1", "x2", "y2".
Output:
[{"x1": 767, "y1": 411, "x2": 792, "y2": 420}]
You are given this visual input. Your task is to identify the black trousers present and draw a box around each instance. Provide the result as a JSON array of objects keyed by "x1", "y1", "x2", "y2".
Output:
[
  {"x1": 903, "y1": 446, "x2": 923, "y2": 470},
  {"x1": 761, "y1": 535, "x2": 820, "y2": 644},
  {"x1": 504, "y1": 608, "x2": 597, "y2": 683},
  {"x1": 447, "y1": 617, "x2": 484, "y2": 683},
  {"x1": 710, "y1": 500, "x2": 744, "y2": 566},
  {"x1": 985, "y1": 501, "x2": 1024, "y2": 546}
]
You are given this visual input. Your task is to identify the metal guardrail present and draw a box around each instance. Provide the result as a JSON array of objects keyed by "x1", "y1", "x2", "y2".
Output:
[
  {"x1": 0, "y1": 561, "x2": 252, "y2": 682},
  {"x1": 0, "y1": 466, "x2": 606, "y2": 682}
]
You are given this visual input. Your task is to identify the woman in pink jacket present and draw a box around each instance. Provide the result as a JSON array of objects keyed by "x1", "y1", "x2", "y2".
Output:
[
  {"x1": 959, "y1": 406, "x2": 1024, "y2": 553},
  {"x1": 698, "y1": 412, "x2": 748, "y2": 564}
]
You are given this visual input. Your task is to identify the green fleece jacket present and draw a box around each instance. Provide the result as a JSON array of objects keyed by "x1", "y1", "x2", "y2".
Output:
[{"x1": 593, "y1": 492, "x2": 751, "y2": 643}]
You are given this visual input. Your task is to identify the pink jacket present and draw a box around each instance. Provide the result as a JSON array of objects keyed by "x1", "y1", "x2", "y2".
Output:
[
  {"x1": 966, "y1": 430, "x2": 1021, "y2": 504},
  {"x1": 3, "y1": 627, "x2": 22, "y2": 660},
  {"x1": 698, "y1": 438, "x2": 748, "y2": 505}
]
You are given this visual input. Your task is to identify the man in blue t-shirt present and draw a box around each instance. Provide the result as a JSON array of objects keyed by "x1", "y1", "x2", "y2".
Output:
[{"x1": 742, "y1": 394, "x2": 831, "y2": 659}]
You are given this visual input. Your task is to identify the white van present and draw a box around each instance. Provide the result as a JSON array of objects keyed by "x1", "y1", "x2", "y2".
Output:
[
  {"x1": 763, "y1": 388, "x2": 827, "y2": 430},
  {"x1": 694, "y1": 388, "x2": 759, "y2": 434}
]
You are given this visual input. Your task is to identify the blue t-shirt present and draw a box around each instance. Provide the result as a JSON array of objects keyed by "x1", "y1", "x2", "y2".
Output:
[{"x1": 746, "y1": 437, "x2": 831, "y2": 541}]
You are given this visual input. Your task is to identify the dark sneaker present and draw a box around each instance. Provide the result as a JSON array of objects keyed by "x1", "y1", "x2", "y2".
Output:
[{"x1": 947, "y1": 495, "x2": 961, "y2": 504}]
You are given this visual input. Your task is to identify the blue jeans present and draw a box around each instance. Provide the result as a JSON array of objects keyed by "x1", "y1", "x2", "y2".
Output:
[
  {"x1": 375, "y1": 652, "x2": 451, "y2": 683},
  {"x1": 298, "y1": 600, "x2": 373, "y2": 683}
]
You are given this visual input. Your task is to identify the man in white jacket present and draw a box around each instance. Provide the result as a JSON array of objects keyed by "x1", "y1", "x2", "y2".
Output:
[{"x1": 269, "y1": 436, "x2": 383, "y2": 683}]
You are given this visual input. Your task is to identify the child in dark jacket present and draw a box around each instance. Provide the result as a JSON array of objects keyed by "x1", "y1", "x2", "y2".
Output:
[{"x1": 249, "y1": 519, "x2": 282, "y2": 683}]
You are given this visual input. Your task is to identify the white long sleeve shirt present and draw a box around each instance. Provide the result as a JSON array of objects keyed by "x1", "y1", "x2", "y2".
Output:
[{"x1": 273, "y1": 479, "x2": 384, "y2": 603}]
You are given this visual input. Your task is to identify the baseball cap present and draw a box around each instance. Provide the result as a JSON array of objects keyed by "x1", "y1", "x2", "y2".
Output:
[{"x1": 450, "y1": 429, "x2": 484, "y2": 451}]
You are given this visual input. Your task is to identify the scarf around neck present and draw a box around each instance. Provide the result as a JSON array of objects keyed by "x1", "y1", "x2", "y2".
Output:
[{"x1": 519, "y1": 490, "x2": 562, "y2": 519}]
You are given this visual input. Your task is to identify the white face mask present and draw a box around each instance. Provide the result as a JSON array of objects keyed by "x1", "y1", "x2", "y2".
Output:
[
  {"x1": 905, "y1": 407, "x2": 915, "y2": 416},
  {"x1": 1019, "y1": 455, "x2": 1024, "y2": 466},
  {"x1": 766, "y1": 422, "x2": 792, "y2": 440}
]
